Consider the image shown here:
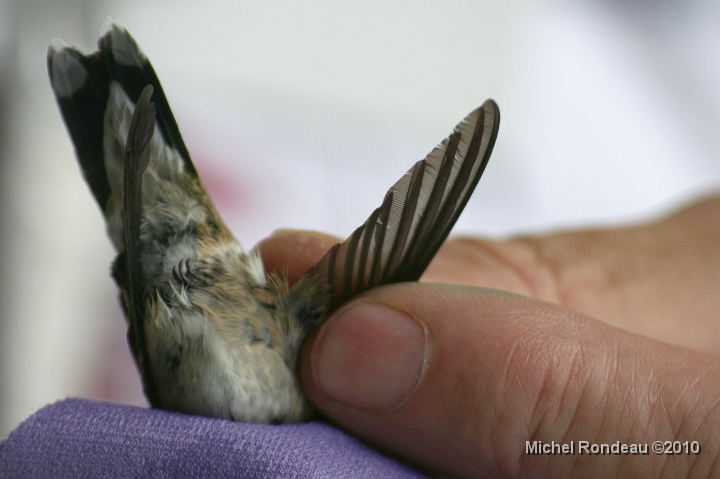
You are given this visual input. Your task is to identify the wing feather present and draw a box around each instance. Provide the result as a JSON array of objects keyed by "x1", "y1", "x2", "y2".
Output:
[
  {"x1": 309, "y1": 100, "x2": 500, "y2": 310},
  {"x1": 123, "y1": 84, "x2": 160, "y2": 406}
]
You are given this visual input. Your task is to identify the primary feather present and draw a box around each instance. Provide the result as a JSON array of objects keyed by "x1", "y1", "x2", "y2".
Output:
[{"x1": 309, "y1": 101, "x2": 499, "y2": 309}]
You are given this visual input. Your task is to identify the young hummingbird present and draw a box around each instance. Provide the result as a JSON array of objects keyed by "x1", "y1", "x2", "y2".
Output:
[{"x1": 47, "y1": 20, "x2": 500, "y2": 424}]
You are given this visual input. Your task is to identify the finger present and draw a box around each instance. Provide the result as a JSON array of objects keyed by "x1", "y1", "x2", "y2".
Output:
[
  {"x1": 422, "y1": 236, "x2": 552, "y2": 298},
  {"x1": 423, "y1": 194, "x2": 720, "y2": 354},
  {"x1": 511, "y1": 195, "x2": 720, "y2": 354},
  {"x1": 253, "y1": 229, "x2": 342, "y2": 285},
  {"x1": 299, "y1": 282, "x2": 720, "y2": 478}
]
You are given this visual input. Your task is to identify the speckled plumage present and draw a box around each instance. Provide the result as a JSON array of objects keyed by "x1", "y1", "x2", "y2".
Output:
[{"x1": 47, "y1": 20, "x2": 500, "y2": 424}]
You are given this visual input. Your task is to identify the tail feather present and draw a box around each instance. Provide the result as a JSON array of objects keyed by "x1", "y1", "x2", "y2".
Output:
[
  {"x1": 48, "y1": 38, "x2": 112, "y2": 210},
  {"x1": 97, "y1": 20, "x2": 196, "y2": 177},
  {"x1": 48, "y1": 19, "x2": 200, "y2": 251}
]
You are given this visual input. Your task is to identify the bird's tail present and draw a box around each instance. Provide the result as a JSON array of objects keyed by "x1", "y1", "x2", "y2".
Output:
[{"x1": 47, "y1": 19, "x2": 202, "y2": 252}]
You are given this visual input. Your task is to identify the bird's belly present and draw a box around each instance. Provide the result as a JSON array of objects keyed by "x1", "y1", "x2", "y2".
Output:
[{"x1": 146, "y1": 304, "x2": 309, "y2": 423}]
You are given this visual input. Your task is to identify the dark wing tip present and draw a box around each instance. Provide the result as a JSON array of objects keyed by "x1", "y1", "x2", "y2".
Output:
[{"x1": 127, "y1": 84, "x2": 157, "y2": 175}]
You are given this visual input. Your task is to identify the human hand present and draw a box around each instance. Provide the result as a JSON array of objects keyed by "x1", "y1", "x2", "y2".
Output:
[{"x1": 256, "y1": 193, "x2": 720, "y2": 478}]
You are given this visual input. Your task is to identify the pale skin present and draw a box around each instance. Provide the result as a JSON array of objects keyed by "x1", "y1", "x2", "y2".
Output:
[{"x1": 256, "y1": 193, "x2": 720, "y2": 479}]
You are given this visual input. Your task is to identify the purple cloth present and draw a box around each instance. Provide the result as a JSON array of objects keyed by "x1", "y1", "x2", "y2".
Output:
[{"x1": 0, "y1": 398, "x2": 426, "y2": 478}]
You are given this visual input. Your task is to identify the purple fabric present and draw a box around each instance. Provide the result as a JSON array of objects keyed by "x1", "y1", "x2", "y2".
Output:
[{"x1": 0, "y1": 398, "x2": 426, "y2": 478}]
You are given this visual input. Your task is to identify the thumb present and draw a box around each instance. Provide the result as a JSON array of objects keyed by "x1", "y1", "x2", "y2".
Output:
[{"x1": 299, "y1": 283, "x2": 720, "y2": 478}]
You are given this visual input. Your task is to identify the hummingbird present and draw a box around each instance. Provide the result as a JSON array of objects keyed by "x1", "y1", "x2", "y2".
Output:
[{"x1": 47, "y1": 20, "x2": 500, "y2": 424}]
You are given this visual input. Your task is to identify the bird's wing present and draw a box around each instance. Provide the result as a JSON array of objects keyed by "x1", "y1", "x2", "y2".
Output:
[
  {"x1": 122, "y1": 84, "x2": 160, "y2": 406},
  {"x1": 308, "y1": 100, "x2": 500, "y2": 312}
]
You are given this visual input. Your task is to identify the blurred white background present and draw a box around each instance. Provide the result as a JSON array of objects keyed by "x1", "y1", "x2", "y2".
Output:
[{"x1": 1, "y1": 0, "x2": 719, "y2": 438}]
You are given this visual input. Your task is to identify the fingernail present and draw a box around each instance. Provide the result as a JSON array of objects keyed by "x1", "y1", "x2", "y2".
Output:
[{"x1": 311, "y1": 301, "x2": 426, "y2": 411}]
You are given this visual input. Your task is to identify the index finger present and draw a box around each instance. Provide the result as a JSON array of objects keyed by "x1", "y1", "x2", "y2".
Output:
[{"x1": 253, "y1": 229, "x2": 342, "y2": 285}]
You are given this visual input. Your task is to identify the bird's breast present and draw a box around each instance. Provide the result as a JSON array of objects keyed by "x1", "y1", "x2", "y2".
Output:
[{"x1": 143, "y1": 259, "x2": 310, "y2": 423}]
